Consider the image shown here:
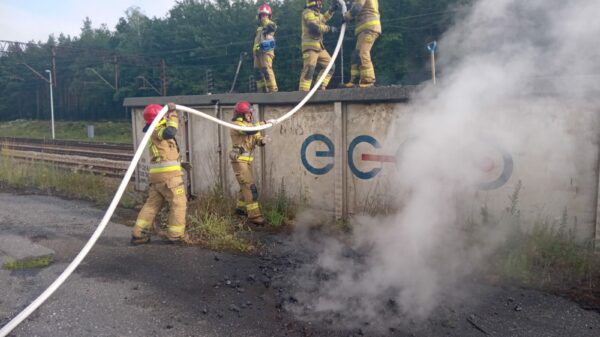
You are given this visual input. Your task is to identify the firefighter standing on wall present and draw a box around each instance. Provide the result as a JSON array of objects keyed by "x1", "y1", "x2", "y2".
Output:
[
  {"x1": 298, "y1": 0, "x2": 340, "y2": 91},
  {"x1": 229, "y1": 101, "x2": 275, "y2": 225},
  {"x1": 253, "y1": 4, "x2": 278, "y2": 92},
  {"x1": 131, "y1": 103, "x2": 188, "y2": 245},
  {"x1": 343, "y1": 0, "x2": 381, "y2": 88}
]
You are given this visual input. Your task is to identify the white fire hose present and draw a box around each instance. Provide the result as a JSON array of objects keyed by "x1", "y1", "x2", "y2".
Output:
[{"x1": 0, "y1": 18, "x2": 347, "y2": 336}]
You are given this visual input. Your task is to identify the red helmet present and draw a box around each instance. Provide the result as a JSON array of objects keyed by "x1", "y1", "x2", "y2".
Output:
[
  {"x1": 143, "y1": 104, "x2": 162, "y2": 124},
  {"x1": 234, "y1": 101, "x2": 253, "y2": 115},
  {"x1": 258, "y1": 4, "x2": 272, "y2": 17}
]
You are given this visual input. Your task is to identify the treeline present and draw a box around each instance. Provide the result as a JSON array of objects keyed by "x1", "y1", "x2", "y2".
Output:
[{"x1": 0, "y1": 0, "x2": 467, "y2": 121}]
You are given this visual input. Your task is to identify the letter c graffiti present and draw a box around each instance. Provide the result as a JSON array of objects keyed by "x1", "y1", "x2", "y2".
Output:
[
  {"x1": 300, "y1": 134, "x2": 335, "y2": 175},
  {"x1": 348, "y1": 135, "x2": 382, "y2": 180}
]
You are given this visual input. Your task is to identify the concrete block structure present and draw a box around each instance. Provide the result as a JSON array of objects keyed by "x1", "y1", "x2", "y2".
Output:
[{"x1": 124, "y1": 87, "x2": 600, "y2": 246}]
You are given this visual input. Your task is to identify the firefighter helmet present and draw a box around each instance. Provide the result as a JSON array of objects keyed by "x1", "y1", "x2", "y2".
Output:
[
  {"x1": 258, "y1": 4, "x2": 272, "y2": 17},
  {"x1": 234, "y1": 101, "x2": 254, "y2": 115},
  {"x1": 306, "y1": 0, "x2": 322, "y2": 9},
  {"x1": 143, "y1": 104, "x2": 163, "y2": 124}
]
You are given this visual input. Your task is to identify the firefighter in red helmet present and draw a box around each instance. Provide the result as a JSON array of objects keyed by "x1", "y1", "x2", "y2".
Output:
[
  {"x1": 253, "y1": 3, "x2": 278, "y2": 92},
  {"x1": 131, "y1": 103, "x2": 189, "y2": 245},
  {"x1": 229, "y1": 101, "x2": 276, "y2": 225}
]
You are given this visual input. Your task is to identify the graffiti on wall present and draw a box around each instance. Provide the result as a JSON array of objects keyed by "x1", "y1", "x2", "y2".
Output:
[{"x1": 300, "y1": 134, "x2": 513, "y2": 190}]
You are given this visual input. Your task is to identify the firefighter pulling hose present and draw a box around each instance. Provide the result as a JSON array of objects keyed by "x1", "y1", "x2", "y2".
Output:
[{"x1": 0, "y1": 2, "x2": 347, "y2": 334}]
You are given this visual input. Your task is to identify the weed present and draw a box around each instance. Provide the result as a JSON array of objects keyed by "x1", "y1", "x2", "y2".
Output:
[
  {"x1": 3, "y1": 256, "x2": 53, "y2": 270},
  {"x1": 0, "y1": 154, "x2": 140, "y2": 208},
  {"x1": 0, "y1": 119, "x2": 132, "y2": 144},
  {"x1": 262, "y1": 179, "x2": 296, "y2": 227}
]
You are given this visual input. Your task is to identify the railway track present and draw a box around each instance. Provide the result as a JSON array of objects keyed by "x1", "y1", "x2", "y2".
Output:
[{"x1": 0, "y1": 137, "x2": 134, "y2": 177}]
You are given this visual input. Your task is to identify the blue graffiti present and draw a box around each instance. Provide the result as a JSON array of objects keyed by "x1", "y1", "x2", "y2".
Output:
[
  {"x1": 300, "y1": 134, "x2": 335, "y2": 175},
  {"x1": 348, "y1": 135, "x2": 382, "y2": 180}
]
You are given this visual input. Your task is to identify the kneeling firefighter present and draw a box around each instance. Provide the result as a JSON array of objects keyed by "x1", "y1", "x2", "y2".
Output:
[
  {"x1": 229, "y1": 101, "x2": 275, "y2": 225},
  {"x1": 131, "y1": 103, "x2": 188, "y2": 245}
]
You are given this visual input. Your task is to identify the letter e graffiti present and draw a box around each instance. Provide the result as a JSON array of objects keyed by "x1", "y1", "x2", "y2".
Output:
[
  {"x1": 348, "y1": 135, "x2": 382, "y2": 180},
  {"x1": 300, "y1": 134, "x2": 335, "y2": 175}
]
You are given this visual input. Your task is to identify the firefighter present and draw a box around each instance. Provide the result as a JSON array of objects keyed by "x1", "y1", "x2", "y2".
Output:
[
  {"x1": 343, "y1": 0, "x2": 381, "y2": 88},
  {"x1": 253, "y1": 3, "x2": 278, "y2": 93},
  {"x1": 229, "y1": 101, "x2": 275, "y2": 225},
  {"x1": 131, "y1": 103, "x2": 188, "y2": 245},
  {"x1": 298, "y1": 0, "x2": 339, "y2": 92}
]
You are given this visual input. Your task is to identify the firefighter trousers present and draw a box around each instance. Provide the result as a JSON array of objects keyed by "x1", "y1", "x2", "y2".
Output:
[
  {"x1": 299, "y1": 49, "x2": 335, "y2": 91},
  {"x1": 254, "y1": 51, "x2": 278, "y2": 92},
  {"x1": 348, "y1": 31, "x2": 380, "y2": 85},
  {"x1": 231, "y1": 161, "x2": 263, "y2": 221},
  {"x1": 133, "y1": 175, "x2": 187, "y2": 241}
]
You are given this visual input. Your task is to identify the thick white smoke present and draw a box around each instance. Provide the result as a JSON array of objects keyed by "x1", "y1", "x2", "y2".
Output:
[{"x1": 291, "y1": 0, "x2": 600, "y2": 329}]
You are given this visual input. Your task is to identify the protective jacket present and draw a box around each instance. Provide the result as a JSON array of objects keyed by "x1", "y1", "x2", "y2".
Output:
[
  {"x1": 147, "y1": 110, "x2": 182, "y2": 183},
  {"x1": 254, "y1": 18, "x2": 277, "y2": 54},
  {"x1": 230, "y1": 118, "x2": 265, "y2": 161},
  {"x1": 343, "y1": 0, "x2": 381, "y2": 35},
  {"x1": 301, "y1": 8, "x2": 334, "y2": 52}
]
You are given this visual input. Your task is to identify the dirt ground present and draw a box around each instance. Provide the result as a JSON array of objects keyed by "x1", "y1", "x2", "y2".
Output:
[{"x1": 1, "y1": 191, "x2": 599, "y2": 337}]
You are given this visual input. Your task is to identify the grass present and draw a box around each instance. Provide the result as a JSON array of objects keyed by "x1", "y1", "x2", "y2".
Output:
[
  {"x1": 0, "y1": 152, "x2": 297, "y2": 253},
  {"x1": 0, "y1": 154, "x2": 140, "y2": 208},
  {"x1": 3, "y1": 256, "x2": 53, "y2": 270},
  {"x1": 491, "y1": 223, "x2": 600, "y2": 289},
  {"x1": 0, "y1": 119, "x2": 132, "y2": 144},
  {"x1": 185, "y1": 187, "x2": 255, "y2": 252}
]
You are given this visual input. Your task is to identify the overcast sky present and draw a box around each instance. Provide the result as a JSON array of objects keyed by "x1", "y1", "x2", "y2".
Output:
[{"x1": 0, "y1": 0, "x2": 175, "y2": 42}]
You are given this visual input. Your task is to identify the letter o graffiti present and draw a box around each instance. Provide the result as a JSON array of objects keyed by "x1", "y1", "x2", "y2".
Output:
[
  {"x1": 300, "y1": 134, "x2": 335, "y2": 175},
  {"x1": 348, "y1": 135, "x2": 382, "y2": 180}
]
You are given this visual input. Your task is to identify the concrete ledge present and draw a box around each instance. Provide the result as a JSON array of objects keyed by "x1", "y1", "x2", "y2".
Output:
[{"x1": 123, "y1": 85, "x2": 417, "y2": 108}]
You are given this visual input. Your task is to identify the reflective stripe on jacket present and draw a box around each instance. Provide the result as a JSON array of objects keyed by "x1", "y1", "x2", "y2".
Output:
[
  {"x1": 343, "y1": 0, "x2": 381, "y2": 35},
  {"x1": 301, "y1": 8, "x2": 333, "y2": 52}
]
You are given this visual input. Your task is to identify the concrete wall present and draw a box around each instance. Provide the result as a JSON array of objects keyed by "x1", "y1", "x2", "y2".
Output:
[{"x1": 125, "y1": 88, "x2": 600, "y2": 245}]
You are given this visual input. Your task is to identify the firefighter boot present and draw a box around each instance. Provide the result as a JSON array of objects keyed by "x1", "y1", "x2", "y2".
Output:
[{"x1": 130, "y1": 235, "x2": 150, "y2": 246}]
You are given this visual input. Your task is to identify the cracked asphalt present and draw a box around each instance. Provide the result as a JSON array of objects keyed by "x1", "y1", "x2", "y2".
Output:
[{"x1": 1, "y1": 192, "x2": 599, "y2": 337}]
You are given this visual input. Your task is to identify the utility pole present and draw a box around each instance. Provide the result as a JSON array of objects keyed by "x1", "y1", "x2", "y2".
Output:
[
  {"x1": 51, "y1": 46, "x2": 57, "y2": 87},
  {"x1": 114, "y1": 56, "x2": 119, "y2": 91},
  {"x1": 206, "y1": 69, "x2": 214, "y2": 94},
  {"x1": 249, "y1": 75, "x2": 256, "y2": 92},
  {"x1": 45, "y1": 69, "x2": 55, "y2": 139},
  {"x1": 427, "y1": 41, "x2": 437, "y2": 85},
  {"x1": 19, "y1": 63, "x2": 55, "y2": 138},
  {"x1": 160, "y1": 59, "x2": 167, "y2": 96}
]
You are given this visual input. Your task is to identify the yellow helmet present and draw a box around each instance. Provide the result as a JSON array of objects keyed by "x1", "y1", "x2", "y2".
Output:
[{"x1": 306, "y1": 0, "x2": 322, "y2": 9}]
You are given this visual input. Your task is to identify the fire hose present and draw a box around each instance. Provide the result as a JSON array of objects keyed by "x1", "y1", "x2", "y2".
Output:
[{"x1": 0, "y1": 17, "x2": 347, "y2": 337}]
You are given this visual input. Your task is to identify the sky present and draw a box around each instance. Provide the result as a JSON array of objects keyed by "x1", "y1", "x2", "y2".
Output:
[{"x1": 0, "y1": 0, "x2": 176, "y2": 42}]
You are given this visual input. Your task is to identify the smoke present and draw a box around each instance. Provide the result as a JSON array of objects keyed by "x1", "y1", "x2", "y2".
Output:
[{"x1": 290, "y1": 0, "x2": 600, "y2": 329}]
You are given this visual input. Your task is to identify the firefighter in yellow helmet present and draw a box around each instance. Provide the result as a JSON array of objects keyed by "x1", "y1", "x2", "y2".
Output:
[
  {"x1": 131, "y1": 103, "x2": 188, "y2": 245},
  {"x1": 253, "y1": 3, "x2": 278, "y2": 93},
  {"x1": 343, "y1": 0, "x2": 381, "y2": 88},
  {"x1": 229, "y1": 101, "x2": 275, "y2": 225},
  {"x1": 298, "y1": 0, "x2": 340, "y2": 92}
]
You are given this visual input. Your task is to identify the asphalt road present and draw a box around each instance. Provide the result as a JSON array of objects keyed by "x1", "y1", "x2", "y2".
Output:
[{"x1": 0, "y1": 192, "x2": 599, "y2": 337}]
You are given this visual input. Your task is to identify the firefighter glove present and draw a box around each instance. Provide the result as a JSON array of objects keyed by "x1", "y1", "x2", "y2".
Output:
[
  {"x1": 261, "y1": 135, "x2": 272, "y2": 145},
  {"x1": 266, "y1": 119, "x2": 278, "y2": 125},
  {"x1": 181, "y1": 161, "x2": 193, "y2": 171},
  {"x1": 167, "y1": 102, "x2": 176, "y2": 111}
]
